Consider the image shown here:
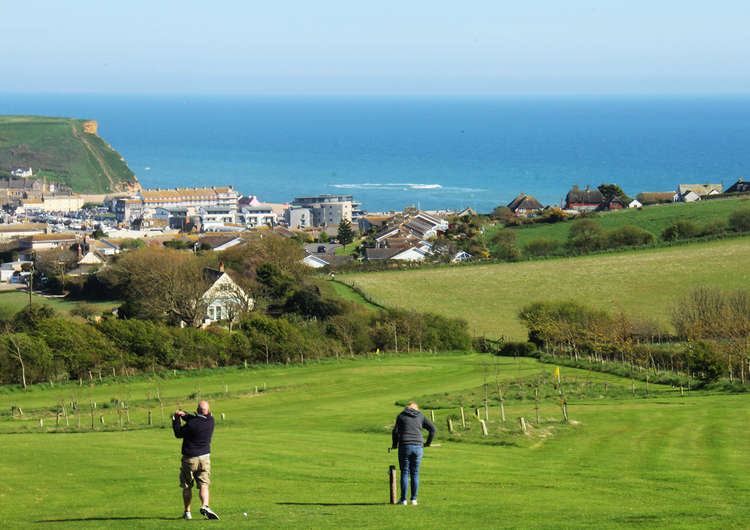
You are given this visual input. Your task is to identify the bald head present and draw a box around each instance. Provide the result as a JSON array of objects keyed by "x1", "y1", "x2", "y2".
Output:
[{"x1": 198, "y1": 401, "x2": 210, "y2": 415}]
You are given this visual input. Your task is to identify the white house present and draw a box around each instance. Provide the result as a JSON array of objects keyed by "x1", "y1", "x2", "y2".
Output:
[
  {"x1": 0, "y1": 260, "x2": 31, "y2": 283},
  {"x1": 452, "y1": 250, "x2": 473, "y2": 262},
  {"x1": 11, "y1": 167, "x2": 33, "y2": 178},
  {"x1": 628, "y1": 199, "x2": 642, "y2": 208},
  {"x1": 201, "y1": 266, "x2": 253, "y2": 326},
  {"x1": 302, "y1": 254, "x2": 330, "y2": 268},
  {"x1": 390, "y1": 246, "x2": 430, "y2": 262}
]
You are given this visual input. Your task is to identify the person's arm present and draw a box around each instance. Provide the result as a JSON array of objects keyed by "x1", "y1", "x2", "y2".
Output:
[
  {"x1": 422, "y1": 416, "x2": 436, "y2": 447},
  {"x1": 172, "y1": 410, "x2": 186, "y2": 438},
  {"x1": 391, "y1": 418, "x2": 399, "y2": 449}
]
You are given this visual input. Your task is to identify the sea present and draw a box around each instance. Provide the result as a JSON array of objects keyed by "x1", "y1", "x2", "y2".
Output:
[{"x1": 2, "y1": 93, "x2": 749, "y2": 213}]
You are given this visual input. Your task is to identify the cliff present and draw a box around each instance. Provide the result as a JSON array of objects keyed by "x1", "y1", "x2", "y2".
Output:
[{"x1": 0, "y1": 115, "x2": 139, "y2": 194}]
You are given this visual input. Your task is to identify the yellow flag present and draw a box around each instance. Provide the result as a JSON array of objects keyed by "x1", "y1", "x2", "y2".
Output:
[
  {"x1": 376, "y1": 348, "x2": 380, "y2": 355},
  {"x1": 553, "y1": 366, "x2": 560, "y2": 381}
]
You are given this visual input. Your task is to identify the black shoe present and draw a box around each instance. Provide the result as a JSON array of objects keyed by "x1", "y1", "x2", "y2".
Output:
[{"x1": 200, "y1": 506, "x2": 220, "y2": 520}]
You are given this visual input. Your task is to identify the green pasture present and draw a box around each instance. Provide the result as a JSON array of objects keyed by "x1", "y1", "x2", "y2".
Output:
[
  {"x1": 3, "y1": 353, "x2": 750, "y2": 528},
  {"x1": 486, "y1": 195, "x2": 750, "y2": 249},
  {"x1": 0, "y1": 115, "x2": 135, "y2": 193},
  {"x1": 0, "y1": 290, "x2": 119, "y2": 320},
  {"x1": 341, "y1": 237, "x2": 750, "y2": 340}
]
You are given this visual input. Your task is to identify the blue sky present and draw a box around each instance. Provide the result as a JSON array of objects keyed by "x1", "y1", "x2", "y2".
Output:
[{"x1": 3, "y1": 1, "x2": 749, "y2": 95}]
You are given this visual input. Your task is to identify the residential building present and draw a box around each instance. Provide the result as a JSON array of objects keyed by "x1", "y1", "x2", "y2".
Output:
[
  {"x1": 290, "y1": 194, "x2": 358, "y2": 228},
  {"x1": 0, "y1": 223, "x2": 48, "y2": 241},
  {"x1": 238, "y1": 206, "x2": 277, "y2": 227},
  {"x1": 565, "y1": 185, "x2": 604, "y2": 211},
  {"x1": 114, "y1": 186, "x2": 240, "y2": 223},
  {"x1": 199, "y1": 206, "x2": 238, "y2": 232},
  {"x1": 201, "y1": 264, "x2": 253, "y2": 326},
  {"x1": 20, "y1": 233, "x2": 77, "y2": 251},
  {"x1": 10, "y1": 168, "x2": 33, "y2": 178},
  {"x1": 726, "y1": 178, "x2": 750, "y2": 194},
  {"x1": 507, "y1": 194, "x2": 544, "y2": 216},
  {"x1": 676, "y1": 183, "x2": 722, "y2": 200},
  {"x1": 285, "y1": 207, "x2": 312, "y2": 229}
]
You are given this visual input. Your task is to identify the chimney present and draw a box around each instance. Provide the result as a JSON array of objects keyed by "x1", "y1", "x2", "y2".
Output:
[
  {"x1": 219, "y1": 261, "x2": 225, "y2": 273},
  {"x1": 77, "y1": 243, "x2": 82, "y2": 259},
  {"x1": 572, "y1": 185, "x2": 579, "y2": 191},
  {"x1": 586, "y1": 185, "x2": 590, "y2": 191}
]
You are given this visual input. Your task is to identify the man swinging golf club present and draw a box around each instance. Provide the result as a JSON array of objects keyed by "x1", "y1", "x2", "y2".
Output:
[
  {"x1": 173, "y1": 400, "x2": 219, "y2": 520},
  {"x1": 391, "y1": 401, "x2": 436, "y2": 505}
]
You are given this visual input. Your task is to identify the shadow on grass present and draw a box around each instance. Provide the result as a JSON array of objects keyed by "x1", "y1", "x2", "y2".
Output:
[
  {"x1": 277, "y1": 502, "x2": 385, "y2": 506},
  {"x1": 37, "y1": 516, "x2": 177, "y2": 523}
]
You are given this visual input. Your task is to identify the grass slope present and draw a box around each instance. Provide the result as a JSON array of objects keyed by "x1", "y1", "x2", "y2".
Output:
[
  {"x1": 487, "y1": 196, "x2": 750, "y2": 249},
  {"x1": 0, "y1": 290, "x2": 119, "y2": 320},
  {"x1": 341, "y1": 237, "x2": 750, "y2": 340},
  {"x1": 0, "y1": 115, "x2": 137, "y2": 193},
  {"x1": 3, "y1": 353, "x2": 750, "y2": 528}
]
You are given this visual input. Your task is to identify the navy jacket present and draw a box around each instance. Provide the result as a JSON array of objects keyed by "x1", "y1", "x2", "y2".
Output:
[
  {"x1": 173, "y1": 413, "x2": 215, "y2": 457},
  {"x1": 392, "y1": 407, "x2": 436, "y2": 449}
]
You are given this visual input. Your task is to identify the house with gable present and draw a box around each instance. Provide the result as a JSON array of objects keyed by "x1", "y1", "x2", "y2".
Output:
[
  {"x1": 565, "y1": 185, "x2": 604, "y2": 212},
  {"x1": 676, "y1": 183, "x2": 722, "y2": 201},
  {"x1": 201, "y1": 263, "x2": 253, "y2": 326},
  {"x1": 726, "y1": 178, "x2": 750, "y2": 194},
  {"x1": 507, "y1": 194, "x2": 544, "y2": 216}
]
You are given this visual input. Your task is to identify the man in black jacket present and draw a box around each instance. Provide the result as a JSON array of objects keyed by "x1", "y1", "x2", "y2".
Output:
[
  {"x1": 173, "y1": 400, "x2": 219, "y2": 520},
  {"x1": 391, "y1": 401, "x2": 436, "y2": 505}
]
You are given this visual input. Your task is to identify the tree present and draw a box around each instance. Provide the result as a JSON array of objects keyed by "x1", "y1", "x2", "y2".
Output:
[
  {"x1": 598, "y1": 183, "x2": 632, "y2": 204},
  {"x1": 524, "y1": 237, "x2": 559, "y2": 257},
  {"x1": 606, "y1": 225, "x2": 654, "y2": 248},
  {"x1": 729, "y1": 207, "x2": 750, "y2": 232},
  {"x1": 318, "y1": 230, "x2": 330, "y2": 243},
  {"x1": 566, "y1": 219, "x2": 604, "y2": 252},
  {"x1": 661, "y1": 220, "x2": 701, "y2": 241},
  {"x1": 337, "y1": 219, "x2": 355, "y2": 245},
  {"x1": 687, "y1": 341, "x2": 723, "y2": 384},
  {"x1": 490, "y1": 205, "x2": 514, "y2": 222}
]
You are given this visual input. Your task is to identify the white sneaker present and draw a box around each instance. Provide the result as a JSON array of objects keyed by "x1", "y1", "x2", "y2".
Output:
[
  {"x1": 397, "y1": 500, "x2": 407, "y2": 505},
  {"x1": 200, "y1": 506, "x2": 220, "y2": 520},
  {"x1": 183, "y1": 511, "x2": 192, "y2": 520},
  {"x1": 411, "y1": 500, "x2": 418, "y2": 505}
]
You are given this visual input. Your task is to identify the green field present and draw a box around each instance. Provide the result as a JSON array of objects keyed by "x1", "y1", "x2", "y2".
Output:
[
  {"x1": 487, "y1": 196, "x2": 750, "y2": 249},
  {"x1": 0, "y1": 290, "x2": 119, "y2": 320},
  {"x1": 341, "y1": 237, "x2": 750, "y2": 340},
  {"x1": 0, "y1": 115, "x2": 136, "y2": 193},
  {"x1": 3, "y1": 353, "x2": 750, "y2": 528}
]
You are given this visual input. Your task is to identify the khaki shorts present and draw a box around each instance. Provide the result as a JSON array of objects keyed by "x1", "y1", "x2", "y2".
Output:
[{"x1": 180, "y1": 455, "x2": 211, "y2": 489}]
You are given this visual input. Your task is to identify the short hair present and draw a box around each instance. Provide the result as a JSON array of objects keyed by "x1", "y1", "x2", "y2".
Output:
[{"x1": 407, "y1": 401, "x2": 419, "y2": 410}]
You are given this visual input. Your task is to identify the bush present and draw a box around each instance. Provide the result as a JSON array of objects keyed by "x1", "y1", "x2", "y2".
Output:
[
  {"x1": 606, "y1": 225, "x2": 654, "y2": 248},
  {"x1": 498, "y1": 341, "x2": 538, "y2": 357},
  {"x1": 729, "y1": 207, "x2": 750, "y2": 232},
  {"x1": 524, "y1": 237, "x2": 559, "y2": 257},
  {"x1": 688, "y1": 341, "x2": 723, "y2": 384},
  {"x1": 661, "y1": 220, "x2": 701, "y2": 241},
  {"x1": 566, "y1": 219, "x2": 605, "y2": 252}
]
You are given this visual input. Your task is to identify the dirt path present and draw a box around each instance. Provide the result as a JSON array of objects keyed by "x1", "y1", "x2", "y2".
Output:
[{"x1": 71, "y1": 121, "x2": 116, "y2": 191}]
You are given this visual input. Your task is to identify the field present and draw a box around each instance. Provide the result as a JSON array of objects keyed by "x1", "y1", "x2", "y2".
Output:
[
  {"x1": 0, "y1": 115, "x2": 136, "y2": 193},
  {"x1": 3, "y1": 352, "x2": 750, "y2": 528},
  {"x1": 486, "y1": 195, "x2": 750, "y2": 249},
  {"x1": 340, "y1": 237, "x2": 750, "y2": 340},
  {"x1": 0, "y1": 290, "x2": 119, "y2": 320}
]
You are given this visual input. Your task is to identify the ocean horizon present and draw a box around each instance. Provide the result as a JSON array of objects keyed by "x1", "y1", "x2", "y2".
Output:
[{"x1": 2, "y1": 93, "x2": 749, "y2": 213}]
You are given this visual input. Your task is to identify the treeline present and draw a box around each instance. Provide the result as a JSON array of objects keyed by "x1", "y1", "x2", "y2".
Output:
[
  {"x1": 516, "y1": 287, "x2": 750, "y2": 384},
  {"x1": 0, "y1": 235, "x2": 471, "y2": 387}
]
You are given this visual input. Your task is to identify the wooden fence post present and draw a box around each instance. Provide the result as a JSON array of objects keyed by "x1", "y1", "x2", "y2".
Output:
[
  {"x1": 520, "y1": 417, "x2": 527, "y2": 433},
  {"x1": 460, "y1": 407, "x2": 466, "y2": 428},
  {"x1": 534, "y1": 388, "x2": 540, "y2": 425},
  {"x1": 221, "y1": 413, "x2": 226, "y2": 421},
  {"x1": 389, "y1": 465, "x2": 398, "y2": 504},
  {"x1": 430, "y1": 410, "x2": 435, "y2": 422},
  {"x1": 479, "y1": 419, "x2": 488, "y2": 436},
  {"x1": 148, "y1": 410, "x2": 153, "y2": 425},
  {"x1": 447, "y1": 417, "x2": 454, "y2": 433}
]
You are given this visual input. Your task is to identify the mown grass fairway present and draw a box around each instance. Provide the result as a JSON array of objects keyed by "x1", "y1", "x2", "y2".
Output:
[
  {"x1": 341, "y1": 237, "x2": 750, "y2": 340},
  {"x1": 3, "y1": 353, "x2": 750, "y2": 528}
]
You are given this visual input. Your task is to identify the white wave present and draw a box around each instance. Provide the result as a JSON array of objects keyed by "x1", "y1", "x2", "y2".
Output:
[{"x1": 330, "y1": 183, "x2": 443, "y2": 191}]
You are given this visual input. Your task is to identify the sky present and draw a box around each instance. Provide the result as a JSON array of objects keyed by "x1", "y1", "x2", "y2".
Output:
[{"x1": 3, "y1": 1, "x2": 749, "y2": 95}]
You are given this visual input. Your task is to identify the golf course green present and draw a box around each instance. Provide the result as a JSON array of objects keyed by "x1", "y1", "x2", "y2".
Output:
[{"x1": 3, "y1": 352, "x2": 749, "y2": 528}]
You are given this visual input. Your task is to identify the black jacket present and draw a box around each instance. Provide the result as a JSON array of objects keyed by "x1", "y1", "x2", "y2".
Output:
[
  {"x1": 391, "y1": 407, "x2": 436, "y2": 449},
  {"x1": 173, "y1": 413, "x2": 215, "y2": 457}
]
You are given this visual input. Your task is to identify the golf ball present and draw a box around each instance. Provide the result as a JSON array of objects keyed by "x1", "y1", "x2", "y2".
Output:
[{"x1": 243, "y1": 512, "x2": 248, "y2": 516}]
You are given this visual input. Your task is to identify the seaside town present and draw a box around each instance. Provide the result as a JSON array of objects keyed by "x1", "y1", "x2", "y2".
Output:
[{"x1": 1, "y1": 167, "x2": 748, "y2": 287}]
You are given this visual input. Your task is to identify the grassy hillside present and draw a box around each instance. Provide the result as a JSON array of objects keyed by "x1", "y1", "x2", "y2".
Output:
[
  {"x1": 0, "y1": 290, "x2": 119, "y2": 320},
  {"x1": 341, "y1": 237, "x2": 750, "y2": 340},
  {"x1": 4, "y1": 353, "x2": 750, "y2": 528},
  {"x1": 0, "y1": 115, "x2": 137, "y2": 193},
  {"x1": 487, "y1": 195, "x2": 750, "y2": 249}
]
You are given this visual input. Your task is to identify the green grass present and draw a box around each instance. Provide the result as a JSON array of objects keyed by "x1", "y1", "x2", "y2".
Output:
[
  {"x1": 335, "y1": 240, "x2": 362, "y2": 256},
  {"x1": 340, "y1": 237, "x2": 750, "y2": 340},
  {"x1": 328, "y1": 280, "x2": 382, "y2": 311},
  {"x1": 0, "y1": 115, "x2": 136, "y2": 193},
  {"x1": 0, "y1": 290, "x2": 119, "y2": 319},
  {"x1": 486, "y1": 196, "x2": 750, "y2": 249},
  {"x1": 3, "y1": 353, "x2": 750, "y2": 528}
]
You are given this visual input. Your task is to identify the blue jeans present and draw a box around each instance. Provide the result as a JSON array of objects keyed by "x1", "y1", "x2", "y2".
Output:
[{"x1": 398, "y1": 445, "x2": 423, "y2": 501}]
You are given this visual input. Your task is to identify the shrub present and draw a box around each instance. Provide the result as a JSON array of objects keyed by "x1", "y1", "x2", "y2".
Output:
[
  {"x1": 661, "y1": 220, "x2": 701, "y2": 241},
  {"x1": 566, "y1": 219, "x2": 605, "y2": 252},
  {"x1": 498, "y1": 341, "x2": 538, "y2": 357},
  {"x1": 606, "y1": 225, "x2": 654, "y2": 248},
  {"x1": 729, "y1": 207, "x2": 750, "y2": 232},
  {"x1": 687, "y1": 341, "x2": 723, "y2": 384},
  {"x1": 524, "y1": 237, "x2": 559, "y2": 257}
]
